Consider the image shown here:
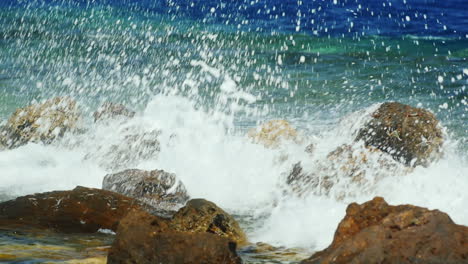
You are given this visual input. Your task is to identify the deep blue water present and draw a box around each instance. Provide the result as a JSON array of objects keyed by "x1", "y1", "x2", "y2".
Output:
[{"x1": 2, "y1": 0, "x2": 468, "y2": 38}]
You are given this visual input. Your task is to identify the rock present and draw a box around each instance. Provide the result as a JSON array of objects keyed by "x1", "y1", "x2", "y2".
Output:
[
  {"x1": 85, "y1": 129, "x2": 161, "y2": 171},
  {"x1": 301, "y1": 197, "x2": 468, "y2": 264},
  {"x1": 0, "y1": 225, "x2": 113, "y2": 263},
  {"x1": 170, "y1": 199, "x2": 247, "y2": 245},
  {"x1": 93, "y1": 102, "x2": 135, "y2": 122},
  {"x1": 248, "y1": 120, "x2": 299, "y2": 148},
  {"x1": 107, "y1": 209, "x2": 242, "y2": 264},
  {"x1": 0, "y1": 186, "x2": 144, "y2": 233},
  {"x1": 102, "y1": 169, "x2": 189, "y2": 212},
  {"x1": 356, "y1": 102, "x2": 443, "y2": 167},
  {"x1": 0, "y1": 97, "x2": 80, "y2": 149},
  {"x1": 305, "y1": 143, "x2": 315, "y2": 155},
  {"x1": 240, "y1": 242, "x2": 310, "y2": 262},
  {"x1": 286, "y1": 145, "x2": 410, "y2": 199},
  {"x1": 0, "y1": 126, "x2": 7, "y2": 151}
]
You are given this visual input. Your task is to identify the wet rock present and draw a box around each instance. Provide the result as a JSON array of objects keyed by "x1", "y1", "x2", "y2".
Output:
[
  {"x1": 170, "y1": 198, "x2": 247, "y2": 245},
  {"x1": 0, "y1": 226, "x2": 113, "y2": 263},
  {"x1": 301, "y1": 197, "x2": 468, "y2": 264},
  {"x1": 240, "y1": 242, "x2": 310, "y2": 262},
  {"x1": 107, "y1": 209, "x2": 242, "y2": 264},
  {"x1": 102, "y1": 169, "x2": 189, "y2": 212},
  {"x1": 0, "y1": 97, "x2": 80, "y2": 149},
  {"x1": 305, "y1": 143, "x2": 315, "y2": 155},
  {"x1": 356, "y1": 102, "x2": 443, "y2": 167},
  {"x1": 85, "y1": 129, "x2": 161, "y2": 171},
  {"x1": 0, "y1": 186, "x2": 143, "y2": 233},
  {"x1": 93, "y1": 102, "x2": 135, "y2": 122},
  {"x1": 0, "y1": 126, "x2": 7, "y2": 151},
  {"x1": 248, "y1": 120, "x2": 299, "y2": 148},
  {"x1": 286, "y1": 144, "x2": 410, "y2": 199}
]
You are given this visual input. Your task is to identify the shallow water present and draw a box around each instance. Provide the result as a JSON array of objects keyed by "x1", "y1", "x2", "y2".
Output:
[{"x1": 0, "y1": 0, "x2": 467, "y2": 263}]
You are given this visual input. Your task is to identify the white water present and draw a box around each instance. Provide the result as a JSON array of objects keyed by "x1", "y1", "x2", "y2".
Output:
[{"x1": 0, "y1": 67, "x2": 467, "y2": 254}]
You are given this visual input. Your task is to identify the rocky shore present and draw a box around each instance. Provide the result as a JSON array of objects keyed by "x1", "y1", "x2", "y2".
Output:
[{"x1": 0, "y1": 98, "x2": 466, "y2": 263}]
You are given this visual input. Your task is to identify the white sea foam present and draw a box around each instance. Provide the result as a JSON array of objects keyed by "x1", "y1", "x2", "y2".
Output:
[{"x1": 0, "y1": 71, "x2": 466, "y2": 254}]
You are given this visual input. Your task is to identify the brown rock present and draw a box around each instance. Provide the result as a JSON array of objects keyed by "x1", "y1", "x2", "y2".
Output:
[
  {"x1": 356, "y1": 102, "x2": 443, "y2": 167},
  {"x1": 102, "y1": 169, "x2": 189, "y2": 212},
  {"x1": 0, "y1": 186, "x2": 143, "y2": 233},
  {"x1": 170, "y1": 199, "x2": 247, "y2": 245},
  {"x1": 107, "y1": 209, "x2": 242, "y2": 264},
  {"x1": 301, "y1": 197, "x2": 468, "y2": 264},
  {"x1": 0, "y1": 97, "x2": 80, "y2": 149},
  {"x1": 93, "y1": 102, "x2": 135, "y2": 122},
  {"x1": 248, "y1": 120, "x2": 299, "y2": 148}
]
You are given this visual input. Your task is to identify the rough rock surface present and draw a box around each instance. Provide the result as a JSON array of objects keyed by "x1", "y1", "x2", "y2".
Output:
[
  {"x1": 93, "y1": 102, "x2": 135, "y2": 122},
  {"x1": 286, "y1": 145, "x2": 410, "y2": 199},
  {"x1": 356, "y1": 102, "x2": 443, "y2": 167},
  {"x1": 107, "y1": 208, "x2": 242, "y2": 264},
  {"x1": 0, "y1": 97, "x2": 80, "y2": 149},
  {"x1": 170, "y1": 198, "x2": 247, "y2": 245},
  {"x1": 0, "y1": 186, "x2": 143, "y2": 233},
  {"x1": 102, "y1": 169, "x2": 189, "y2": 211},
  {"x1": 248, "y1": 120, "x2": 299, "y2": 148},
  {"x1": 301, "y1": 197, "x2": 468, "y2": 264}
]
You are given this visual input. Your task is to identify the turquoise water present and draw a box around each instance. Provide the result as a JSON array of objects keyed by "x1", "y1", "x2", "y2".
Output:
[{"x1": 0, "y1": 2, "x2": 466, "y2": 143}]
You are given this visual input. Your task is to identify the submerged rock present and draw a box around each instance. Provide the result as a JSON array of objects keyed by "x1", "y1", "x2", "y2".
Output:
[
  {"x1": 107, "y1": 209, "x2": 242, "y2": 264},
  {"x1": 240, "y1": 242, "x2": 310, "y2": 262},
  {"x1": 85, "y1": 128, "x2": 161, "y2": 171},
  {"x1": 286, "y1": 144, "x2": 410, "y2": 199},
  {"x1": 171, "y1": 199, "x2": 247, "y2": 245},
  {"x1": 102, "y1": 169, "x2": 189, "y2": 212},
  {"x1": 0, "y1": 186, "x2": 143, "y2": 233},
  {"x1": 93, "y1": 102, "x2": 135, "y2": 122},
  {"x1": 356, "y1": 102, "x2": 444, "y2": 167},
  {"x1": 0, "y1": 97, "x2": 80, "y2": 149},
  {"x1": 301, "y1": 197, "x2": 468, "y2": 264},
  {"x1": 248, "y1": 120, "x2": 299, "y2": 148}
]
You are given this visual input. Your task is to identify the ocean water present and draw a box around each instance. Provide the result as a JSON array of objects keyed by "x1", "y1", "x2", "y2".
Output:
[{"x1": 0, "y1": 0, "x2": 467, "y2": 262}]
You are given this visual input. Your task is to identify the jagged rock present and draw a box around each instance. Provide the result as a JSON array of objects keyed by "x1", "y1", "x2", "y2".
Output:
[
  {"x1": 301, "y1": 197, "x2": 468, "y2": 264},
  {"x1": 102, "y1": 169, "x2": 189, "y2": 212},
  {"x1": 356, "y1": 102, "x2": 443, "y2": 167},
  {"x1": 0, "y1": 186, "x2": 144, "y2": 233},
  {"x1": 107, "y1": 208, "x2": 242, "y2": 264},
  {"x1": 0, "y1": 97, "x2": 80, "y2": 149},
  {"x1": 286, "y1": 145, "x2": 410, "y2": 199},
  {"x1": 248, "y1": 120, "x2": 299, "y2": 148},
  {"x1": 170, "y1": 199, "x2": 247, "y2": 245},
  {"x1": 93, "y1": 102, "x2": 135, "y2": 122}
]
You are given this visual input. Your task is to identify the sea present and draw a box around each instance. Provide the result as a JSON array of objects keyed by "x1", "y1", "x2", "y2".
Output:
[{"x1": 0, "y1": 0, "x2": 467, "y2": 263}]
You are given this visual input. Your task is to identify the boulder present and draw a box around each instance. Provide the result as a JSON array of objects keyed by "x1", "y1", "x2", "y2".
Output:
[
  {"x1": 301, "y1": 197, "x2": 468, "y2": 264},
  {"x1": 248, "y1": 120, "x2": 299, "y2": 148},
  {"x1": 107, "y1": 208, "x2": 242, "y2": 264},
  {"x1": 356, "y1": 102, "x2": 443, "y2": 167},
  {"x1": 102, "y1": 169, "x2": 189, "y2": 212},
  {"x1": 93, "y1": 102, "x2": 135, "y2": 122},
  {"x1": 170, "y1": 199, "x2": 247, "y2": 245},
  {"x1": 0, "y1": 97, "x2": 80, "y2": 149},
  {"x1": 0, "y1": 186, "x2": 144, "y2": 233},
  {"x1": 286, "y1": 145, "x2": 410, "y2": 199}
]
